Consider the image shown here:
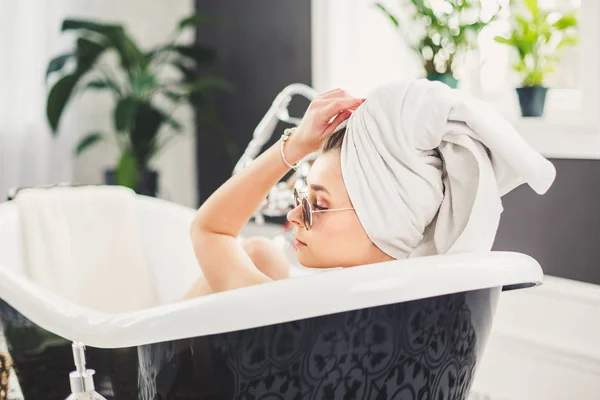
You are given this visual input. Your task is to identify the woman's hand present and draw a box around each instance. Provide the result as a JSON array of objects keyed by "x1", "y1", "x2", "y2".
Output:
[{"x1": 291, "y1": 89, "x2": 365, "y2": 155}]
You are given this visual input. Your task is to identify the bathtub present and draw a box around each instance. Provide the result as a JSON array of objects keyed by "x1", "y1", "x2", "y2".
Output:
[{"x1": 0, "y1": 194, "x2": 543, "y2": 400}]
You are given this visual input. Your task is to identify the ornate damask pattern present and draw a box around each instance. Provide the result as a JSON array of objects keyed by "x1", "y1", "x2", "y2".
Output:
[{"x1": 207, "y1": 291, "x2": 480, "y2": 399}]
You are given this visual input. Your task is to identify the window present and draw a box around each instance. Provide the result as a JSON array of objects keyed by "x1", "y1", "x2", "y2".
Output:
[
  {"x1": 311, "y1": 0, "x2": 600, "y2": 136},
  {"x1": 471, "y1": 0, "x2": 593, "y2": 124}
]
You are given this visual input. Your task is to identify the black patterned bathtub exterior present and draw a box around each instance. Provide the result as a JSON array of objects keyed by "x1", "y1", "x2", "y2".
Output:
[{"x1": 0, "y1": 287, "x2": 499, "y2": 400}]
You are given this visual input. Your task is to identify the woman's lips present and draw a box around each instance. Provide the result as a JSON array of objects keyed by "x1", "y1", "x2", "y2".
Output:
[{"x1": 293, "y1": 238, "x2": 307, "y2": 249}]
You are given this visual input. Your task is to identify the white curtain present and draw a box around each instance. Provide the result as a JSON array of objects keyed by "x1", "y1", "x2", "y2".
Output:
[
  {"x1": 0, "y1": 0, "x2": 197, "y2": 206},
  {"x1": 0, "y1": 1, "x2": 75, "y2": 199}
]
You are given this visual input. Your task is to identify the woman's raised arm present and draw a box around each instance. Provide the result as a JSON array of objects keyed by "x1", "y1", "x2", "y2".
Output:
[{"x1": 190, "y1": 90, "x2": 364, "y2": 293}]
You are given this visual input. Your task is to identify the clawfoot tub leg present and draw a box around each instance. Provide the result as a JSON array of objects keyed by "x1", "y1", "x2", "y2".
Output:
[
  {"x1": 182, "y1": 236, "x2": 291, "y2": 299},
  {"x1": 65, "y1": 342, "x2": 107, "y2": 400}
]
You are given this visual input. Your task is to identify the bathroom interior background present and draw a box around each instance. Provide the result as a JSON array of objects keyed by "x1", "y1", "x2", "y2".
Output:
[{"x1": 0, "y1": 1, "x2": 599, "y2": 399}]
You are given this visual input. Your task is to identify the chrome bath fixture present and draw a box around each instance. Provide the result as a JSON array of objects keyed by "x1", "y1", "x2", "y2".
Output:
[{"x1": 232, "y1": 83, "x2": 318, "y2": 224}]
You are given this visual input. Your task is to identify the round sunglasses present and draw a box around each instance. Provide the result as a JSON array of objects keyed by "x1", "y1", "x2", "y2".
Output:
[{"x1": 293, "y1": 187, "x2": 354, "y2": 230}]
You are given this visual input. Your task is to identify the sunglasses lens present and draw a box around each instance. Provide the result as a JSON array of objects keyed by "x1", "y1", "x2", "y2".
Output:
[
  {"x1": 302, "y1": 198, "x2": 311, "y2": 230},
  {"x1": 293, "y1": 189, "x2": 311, "y2": 230},
  {"x1": 293, "y1": 189, "x2": 299, "y2": 207}
]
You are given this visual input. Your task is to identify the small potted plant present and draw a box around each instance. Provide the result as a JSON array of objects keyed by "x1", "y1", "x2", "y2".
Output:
[
  {"x1": 376, "y1": 0, "x2": 503, "y2": 88},
  {"x1": 45, "y1": 15, "x2": 235, "y2": 196},
  {"x1": 494, "y1": 0, "x2": 579, "y2": 117}
]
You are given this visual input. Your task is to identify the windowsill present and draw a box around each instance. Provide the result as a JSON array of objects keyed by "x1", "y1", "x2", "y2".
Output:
[{"x1": 512, "y1": 118, "x2": 600, "y2": 160}]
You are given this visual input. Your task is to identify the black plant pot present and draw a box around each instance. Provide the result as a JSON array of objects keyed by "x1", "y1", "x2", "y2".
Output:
[
  {"x1": 427, "y1": 72, "x2": 459, "y2": 89},
  {"x1": 516, "y1": 86, "x2": 548, "y2": 117},
  {"x1": 104, "y1": 169, "x2": 159, "y2": 197}
]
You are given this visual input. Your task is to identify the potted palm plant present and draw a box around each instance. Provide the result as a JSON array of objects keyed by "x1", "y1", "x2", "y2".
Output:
[
  {"x1": 45, "y1": 15, "x2": 235, "y2": 196},
  {"x1": 375, "y1": 0, "x2": 503, "y2": 88},
  {"x1": 494, "y1": 0, "x2": 579, "y2": 117}
]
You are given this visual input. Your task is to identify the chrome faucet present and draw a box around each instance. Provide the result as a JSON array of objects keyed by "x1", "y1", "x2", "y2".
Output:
[{"x1": 232, "y1": 83, "x2": 319, "y2": 225}]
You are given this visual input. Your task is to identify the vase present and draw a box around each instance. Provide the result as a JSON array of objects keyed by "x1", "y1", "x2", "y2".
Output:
[
  {"x1": 104, "y1": 169, "x2": 159, "y2": 197},
  {"x1": 516, "y1": 86, "x2": 548, "y2": 117},
  {"x1": 427, "y1": 73, "x2": 459, "y2": 89}
]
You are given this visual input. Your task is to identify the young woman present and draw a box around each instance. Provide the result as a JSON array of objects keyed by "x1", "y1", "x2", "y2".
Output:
[
  {"x1": 183, "y1": 77, "x2": 557, "y2": 299},
  {"x1": 183, "y1": 89, "x2": 393, "y2": 298}
]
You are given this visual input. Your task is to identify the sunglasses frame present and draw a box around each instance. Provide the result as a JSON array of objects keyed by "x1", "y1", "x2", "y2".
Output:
[{"x1": 293, "y1": 187, "x2": 354, "y2": 230}]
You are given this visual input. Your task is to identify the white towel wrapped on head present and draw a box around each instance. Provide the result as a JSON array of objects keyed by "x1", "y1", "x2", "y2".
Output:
[
  {"x1": 14, "y1": 185, "x2": 157, "y2": 313},
  {"x1": 339, "y1": 79, "x2": 556, "y2": 259}
]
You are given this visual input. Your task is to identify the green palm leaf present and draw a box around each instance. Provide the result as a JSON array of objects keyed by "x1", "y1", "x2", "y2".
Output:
[
  {"x1": 47, "y1": 74, "x2": 79, "y2": 133},
  {"x1": 178, "y1": 14, "x2": 218, "y2": 30},
  {"x1": 75, "y1": 132, "x2": 104, "y2": 155},
  {"x1": 45, "y1": 53, "x2": 73, "y2": 80},
  {"x1": 46, "y1": 13, "x2": 235, "y2": 174}
]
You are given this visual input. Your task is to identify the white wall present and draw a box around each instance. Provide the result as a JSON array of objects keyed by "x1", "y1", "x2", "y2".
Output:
[{"x1": 0, "y1": 0, "x2": 197, "y2": 207}]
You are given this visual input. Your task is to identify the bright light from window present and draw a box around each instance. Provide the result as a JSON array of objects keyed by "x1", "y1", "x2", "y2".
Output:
[
  {"x1": 314, "y1": 0, "x2": 595, "y2": 124},
  {"x1": 471, "y1": 0, "x2": 582, "y2": 118}
]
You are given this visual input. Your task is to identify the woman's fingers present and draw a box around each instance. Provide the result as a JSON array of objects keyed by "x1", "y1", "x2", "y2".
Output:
[
  {"x1": 323, "y1": 110, "x2": 351, "y2": 137},
  {"x1": 291, "y1": 89, "x2": 362, "y2": 153},
  {"x1": 311, "y1": 96, "x2": 363, "y2": 111},
  {"x1": 317, "y1": 88, "x2": 351, "y2": 100},
  {"x1": 310, "y1": 88, "x2": 354, "y2": 107},
  {"x1": 310, "y1": 96, "x2": 353, "y2": 108},
  {"x1": 321, "y1": 98, "x2": 364, "y2": 120}
]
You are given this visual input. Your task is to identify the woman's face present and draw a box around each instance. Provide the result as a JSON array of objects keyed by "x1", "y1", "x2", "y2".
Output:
[{"x1": 286, "y1": 150, "x2": 394, "y2": 268}]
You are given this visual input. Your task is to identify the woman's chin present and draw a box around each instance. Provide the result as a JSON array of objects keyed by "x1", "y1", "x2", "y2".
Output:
[
  {"x1": 296, "y1": 255, "x2": 339, "y2": 269},
  {"x1": 295, "y1": 253, "x2": 317, "y2": 269}
]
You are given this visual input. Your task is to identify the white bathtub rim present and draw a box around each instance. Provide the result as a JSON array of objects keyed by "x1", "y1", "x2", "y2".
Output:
[{"x1": 0, "y1": 250, "x2": 542, "y2": 348}]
